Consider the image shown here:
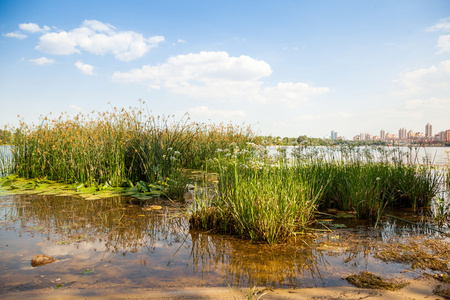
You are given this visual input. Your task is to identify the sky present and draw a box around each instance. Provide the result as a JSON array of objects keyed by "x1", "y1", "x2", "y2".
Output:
[{"x1": 1, "y1": 0, "x2": 450, "y2": 139}]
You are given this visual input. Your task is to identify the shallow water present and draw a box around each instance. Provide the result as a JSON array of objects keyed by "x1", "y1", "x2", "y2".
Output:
[
  {"x1": 0, "y1": 194, "x2": 448, "y2": 294},
  {"x1": 268, "y1": 146, "x2": 450, "y2": 166}
]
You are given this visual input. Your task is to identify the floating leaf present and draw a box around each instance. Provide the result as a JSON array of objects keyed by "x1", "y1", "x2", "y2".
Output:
[
  {"x1": 137, "y1": 195, "x2": 154, "y2": 201},
  {"x1": 30, "y1": 226, "x2": 44, "y2": 230},
  {"x1": 81, "y1": 269, "x2": 93, "y2": 275}
]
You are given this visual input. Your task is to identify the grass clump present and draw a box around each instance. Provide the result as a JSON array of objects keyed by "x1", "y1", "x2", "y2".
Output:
[
  {"x1": 346, "y1": 271, "x2": 408, "y2": 291},
  {"x1": 293, "y1": 145, "x2": 443, "y2": 220},
  {"x1": 190, "y1": 144, "x2": 327, "y2": 244}
]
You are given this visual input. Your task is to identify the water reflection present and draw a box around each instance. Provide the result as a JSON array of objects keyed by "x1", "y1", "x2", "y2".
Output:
[{"x1": 0, "y1": 194, "x2": 441, "y2": 294}]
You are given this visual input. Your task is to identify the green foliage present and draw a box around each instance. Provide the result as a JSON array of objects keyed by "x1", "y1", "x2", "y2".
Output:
[
  {"x1": 190, "y1": 143, "x2": 327, "y2": 244},
  {"x1": 0, "y1": 106, "x2": 257, "y2": 200},
  {"x1": 190, "y1": 144, "x2": 444, "y2": 244}
]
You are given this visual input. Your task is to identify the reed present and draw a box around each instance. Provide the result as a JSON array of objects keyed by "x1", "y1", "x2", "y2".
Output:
[
  {"x1": 292, "y1": 146, "x2": 443, "y2": 217},
  {"x1": 190, "y1": 144, "x2": 327, "y2": 244},
  {"x1": 1, "y1": 106, "x2": 257, "y2": 200},
  {"x1": 190, "y1": 144, "x2": 444, "y2": 243}
]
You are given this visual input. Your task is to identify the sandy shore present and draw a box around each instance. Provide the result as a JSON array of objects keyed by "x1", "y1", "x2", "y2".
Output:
[{"x1": 3, "y1": 275, "x2": 447, "y2": 300}]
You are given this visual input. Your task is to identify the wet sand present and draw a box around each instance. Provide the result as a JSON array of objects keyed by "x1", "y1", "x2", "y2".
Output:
[{"x1": 3, "y1": 276, "x2": 447, "y2": 299}]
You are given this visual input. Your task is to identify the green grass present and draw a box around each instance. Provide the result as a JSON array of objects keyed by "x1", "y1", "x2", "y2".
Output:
[
  {"x1": 190, "y1": 144, "x2": 327, "y2": 244},
  {"x1": 1, "y1": 106, "x2": 257, "y2": 200},
  {"x1": 189, "y1": 144, "x2": 445, "y2": 243}
]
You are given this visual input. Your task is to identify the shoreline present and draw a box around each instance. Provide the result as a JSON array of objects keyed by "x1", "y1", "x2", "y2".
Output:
[{"x1": 2, "y1": 276, "x2": 446, "y2": 299}]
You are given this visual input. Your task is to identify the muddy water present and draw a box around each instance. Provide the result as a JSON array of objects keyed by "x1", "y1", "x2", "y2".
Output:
[{"x1": 0, "y1": 195, "x2": 447, "y2": 295}]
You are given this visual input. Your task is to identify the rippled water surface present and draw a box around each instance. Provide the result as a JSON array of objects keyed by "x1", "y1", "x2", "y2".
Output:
[{"x1": 0, "y1": 194, "x2": 448, "y2": 295}]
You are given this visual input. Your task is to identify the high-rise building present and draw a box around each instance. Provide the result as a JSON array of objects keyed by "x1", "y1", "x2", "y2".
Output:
[
  {"x1": 331, "y1": 130, "x2": 338, "y2": 140},
  {"x1": 380, "y1": 129, "x2": 386, "y2": 141},
  {"x1": 445, "y1": 130, "x2": 450, "y2": 142},
  {"x1": 399, "y1": 128, "x2": 407, "y2": 140},
  {"x1": 425, "y1": 123, "x2": 432, "y2": 138}
]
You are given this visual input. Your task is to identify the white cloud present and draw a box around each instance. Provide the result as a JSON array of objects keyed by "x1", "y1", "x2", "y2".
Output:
[
  {"x1": 177, "y1": 39, "x2": 186, "y2": 43},
  {"x1": 35, "y1": 20, "x2": 164, "y2": 61},
  {"x1": 3, "y1": 32, "x2": 27, "y2": 39},
  {"x1": 263, "y1": 82, "x2": 329, "y2": 107},
  {"x1": 113, "y1": 51, "x2": 271, "y2": 99},
  {"x1": 296, "y1": 111, "x2": 353, "y2": 121},
  {"x1": 19, "y1": 23, "x2": 50, "y2": 33},
  {"x1": 437, "y1": 34, "x2": 450, "y2": 53},
  {"x1": 75, "y1": 61, "x2": 96, "y2": 75},
  {"x1": 404, "y1": 97, "x2": 450, "y2": 110},
  {"x1": 29, "y1": 57, "x2": 55, "y2": 65},
  {"x1": 189, "y1": 106, "x2": 246, "y2": 119},
  {"x1": 113, "y1": 51, "x2": 329, "y2": 106},
  {"x1": 427, "y1": 18, "x2": 450, "y2": 53},
  {"x1": 70, "y1": 104, "x2": 82, "y2": 111},
  {"x1": 392, "y1": 60, "x2": 450, "y2": 97},
  {"x1": 427, "y1": 17, "x2": 450, "y2": 32}
]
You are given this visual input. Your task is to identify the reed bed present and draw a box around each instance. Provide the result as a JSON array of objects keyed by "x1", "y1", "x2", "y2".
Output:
[
  {"x1": 190, "y1": 144, "x2": 444, "y2": 243},
  {"x1": 2, "y1": 106, "x2": 256, "y2": 199},
  {"x1": 190, "y1": 144, "x2": 327, "y2": 244}
]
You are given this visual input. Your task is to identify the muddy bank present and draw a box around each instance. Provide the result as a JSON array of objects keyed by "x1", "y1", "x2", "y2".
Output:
[{"x1": 2, "y1": 276, "x2": 447, "y2": 299}]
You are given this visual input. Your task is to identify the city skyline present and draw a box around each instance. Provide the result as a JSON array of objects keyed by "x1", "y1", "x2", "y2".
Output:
[{"x1": 353, "y1": 122, "x2": 450, "y2": 142}]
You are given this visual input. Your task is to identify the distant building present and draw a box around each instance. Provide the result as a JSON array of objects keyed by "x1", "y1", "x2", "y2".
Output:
[
  {"x1": 446, "y1": 130, "x2": 450, "y2": 142},
  {"x1": 399, "y1": 128, "x2": 407, "y2": 140},
  {"x1": 331, "y1": 130, "x2": 338, "y2": 140},
  {"x1": 380, "y1": 129, "x2": 386, "y2": 141},
  {"x1": 407, "y1": 129, "x2": 414, "y2": 139},
  {"x1": 425, "y1": 123, "x2": 432, "y2": 138}
]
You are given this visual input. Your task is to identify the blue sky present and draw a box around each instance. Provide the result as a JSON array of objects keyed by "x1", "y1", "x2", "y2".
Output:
[{"x1": 1, "y1": 0, "x2": 450, "y2": 139}]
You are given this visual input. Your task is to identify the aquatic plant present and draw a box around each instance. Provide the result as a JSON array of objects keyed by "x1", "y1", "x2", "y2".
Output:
[
  {"x1": 1, "y1": 105, "x2": 257, "y2": 200},
  {"x1": 190, "y1": 143, "x2": 327, "y2": 244}
]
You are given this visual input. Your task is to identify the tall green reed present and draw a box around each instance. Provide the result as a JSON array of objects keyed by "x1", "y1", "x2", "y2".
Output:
[
  {"x1": 190, "y1": 143, "x2": 327, "y2": 244},
  {"x1": 3, "y1": 106, "x2": 259, "y2": 200}
]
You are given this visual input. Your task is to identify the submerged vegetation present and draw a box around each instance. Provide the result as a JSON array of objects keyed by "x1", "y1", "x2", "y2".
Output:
[
  {"x1": 346, "y1": 272, "x2": 408, "y2": 291},
  {"x1": 0, "y1": 106, "x2": 449, "y2": 244}
]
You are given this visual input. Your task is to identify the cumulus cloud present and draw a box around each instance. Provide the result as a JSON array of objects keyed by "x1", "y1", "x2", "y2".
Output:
[
  {"x1": 3, "y1": 32, "x2": 27, "y2": 39},
  {"x1": 29, "y1": 57, "x2": 55, "y2": 65},
  {"x1": 19, "y1": 23, "x2": 50, "y2": 33},
  {"x1": 427, "y1": 17, "x2": 450, "y2": 53},
  {"x1": 35, "y1": 20, "x2": 164, "y2": 61},
  {"x1": 113, "y1": 51, "x2": 271, "y2": 99},
  {"x1": 75, "y1": 61, "x2": 96, "y2": 75},
  {"x1": 263, "y1": 82, "x2": 329, "y2": 107},
  {"x1": 113, "y1": 51, "x2": 329, "y2": 106},
  {"x1": 189, "y1": 106, "x2": 246, "y2": 119},
  {"x1": 427, "y1": 17, "x2": 450, "y2": 32},
  {"x1": 437, "y1": 35, "x2": 450, "y2": 53},
  {"x1": 392, "y1": 60, "x2": 450, "y2": 97}
]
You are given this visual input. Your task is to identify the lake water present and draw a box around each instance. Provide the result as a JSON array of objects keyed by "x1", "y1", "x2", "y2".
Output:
[
  {"x1": 268, "y1": 146, "x2": 450, "y2": 166},
  {"x1": 0, "y1": 194, "x2": 448, "y2": 296}
]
